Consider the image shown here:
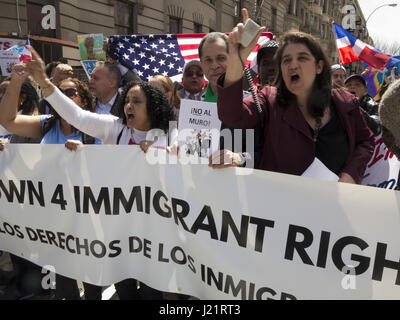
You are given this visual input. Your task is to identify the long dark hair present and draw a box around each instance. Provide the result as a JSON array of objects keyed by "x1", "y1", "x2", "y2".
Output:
[
  {"x1": 114, "y1": 80, "x2": 173, "y2": 133},
  {"x1": 274, "y1": 31, "x2": 332, "y2": 119},
  {"x1": 19, "y1": 80, "x2": 39, "y2": 115}
]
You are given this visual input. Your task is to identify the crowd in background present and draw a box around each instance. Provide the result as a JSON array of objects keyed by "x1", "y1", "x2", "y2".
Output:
[{"x1": 0, "y1": 8, "x2": 399, "y2": 300}]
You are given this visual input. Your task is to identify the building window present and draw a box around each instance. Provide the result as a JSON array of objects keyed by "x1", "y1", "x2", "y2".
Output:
[
  {"x1": 287, "y1": 0, "x2": 297, "y2": 15},
  {"x1": 115, "y1": 1, "x2": 136, "y2": 34},
  {"x1": 234, "y1": 0, "x2": 242, "y2": 17},
  {"x1": 30, "y1": 40, "x2": 62, "y2": 64},
  {"x1": 194, "y1": 23, "x2": 202, "y2": 33},
  {"x1": 270, "y1": 8, "x2": 277, "y2": 32},
  {"x1": 322, "y1": 0, "x2": 328, "y2": 13},
  {"x1": 170, "y1": 17, "x2": 182, "y2": 34}
]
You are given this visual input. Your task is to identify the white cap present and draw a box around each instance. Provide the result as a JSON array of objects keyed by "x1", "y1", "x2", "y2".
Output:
[{"x1": 331, "y1": 64, "x2": 346, "y2": 72}]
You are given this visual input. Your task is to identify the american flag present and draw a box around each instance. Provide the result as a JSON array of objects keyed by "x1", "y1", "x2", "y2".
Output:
[{"x1": 108, "y1": 33, "x2": 273, "y2": 82}]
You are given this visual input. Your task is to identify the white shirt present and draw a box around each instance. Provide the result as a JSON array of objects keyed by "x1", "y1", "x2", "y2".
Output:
[
  {"x1": 46, "y1": 88, "x2": 167, "y2": 147},
  {"x1": 183, "y1": 90, "x2": 202, "y2": 101},
  {"x1": 96, "y1": 92, "x2": 118, "y2": 115}
]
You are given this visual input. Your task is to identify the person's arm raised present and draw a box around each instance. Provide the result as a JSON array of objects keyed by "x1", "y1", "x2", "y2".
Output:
[
  {"x1": 26, "y1": 46, "x2": 119, "y2": 143},
  {"x1": 224, "y1": 8, "x2": 265, "y2": 88},
  {"x1": 26, "y1": 45, "x2": 55, "y2": 97},
  {"x1": 0, "y1": 64, "x2": 42, "y2": 138}
]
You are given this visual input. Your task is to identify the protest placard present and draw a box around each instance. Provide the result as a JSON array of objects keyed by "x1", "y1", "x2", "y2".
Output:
[
  {"x1": 0, "y1": 38, "x2": 26, "y2": 51},
  {"x1": 0, "y1": 51, "x2": 19, "y2": 76},
  {"x1": 80, "y1": 60, "x2": 98, "y2": 79},
  {"x1": 178, "y1": 99, "x2": 221, "y2": 158},
  {"x1": 77, "y1": 34, "x2": 106, "y2": 61},
  {"x1": 362, "y1": 134, "x2": 400, "y2": 189}
]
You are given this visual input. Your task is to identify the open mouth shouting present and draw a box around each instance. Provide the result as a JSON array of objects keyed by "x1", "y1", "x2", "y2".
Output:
[
  {"x1": 290, "y1": 73, "x2": 300, "y2": 84},
  {"x1": 126, "y1": 112, "x2": 135, "y2": 122}
]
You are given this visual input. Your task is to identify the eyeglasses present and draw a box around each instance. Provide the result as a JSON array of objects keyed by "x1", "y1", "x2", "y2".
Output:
[
  {"x1": 59, "y1": 88, "x2": 78, "y2": 98},
  {"x1": 185, "y1": 71, "x2": 203, "y2": 77}
]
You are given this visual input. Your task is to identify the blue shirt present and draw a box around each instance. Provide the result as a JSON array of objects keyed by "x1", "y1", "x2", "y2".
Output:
[
  {"x1": 40, "y1": 115, "x2": 82, "y2": 144},
  {"x1": 40, "y1": 115, "x2": 101, "y2": 145}
]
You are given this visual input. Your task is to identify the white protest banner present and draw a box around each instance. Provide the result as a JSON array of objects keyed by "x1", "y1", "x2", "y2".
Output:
[
  {"x1": 178, "y1": 99, "x2": 221, "y2": 158},
  {"x1": 362, "y1": 134, "x2": 400, "y2": 189},
  {"x1": 0, "y1": 51, "x2": 19, "y2": 76},
  {"x1": 1, "y1": 144, "x2": 400, "y2": 300}
]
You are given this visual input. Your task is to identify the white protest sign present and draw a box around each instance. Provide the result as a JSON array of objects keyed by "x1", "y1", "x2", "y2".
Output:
[
  {"x1": 178, "y1": 99, "x2": 221, "y2": 158},
  {"x1": 362, "y1": 134, "x2": 400, "y2": 189},
  {"x1": 0, "y1": 38, "x2": 25, "y2": 51},
  {"x1": 80, "y1": 60, "x2": 97, "y2": 79},
  {"x1": 0, "y1": 51, "x2": 19, "y2": 76},
  {"x1": 1, "y1": 144, "x2": 400, "y2": 299}
]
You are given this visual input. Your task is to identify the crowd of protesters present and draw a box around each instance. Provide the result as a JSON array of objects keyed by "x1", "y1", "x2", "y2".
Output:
[{"x1": 0, "y1": 7, "x2": 399, "y2": 300}]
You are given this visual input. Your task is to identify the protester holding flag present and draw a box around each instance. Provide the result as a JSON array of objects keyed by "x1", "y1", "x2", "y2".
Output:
[
  {"x1": 0, "y1": 65, "x2": 104, "y2": 299},
  {"x1": 217, "y1": 8, "x2": 375, "y2": 184},
  {"x1": 24, "y1": 45, "x2": 173, "y2": 299}
]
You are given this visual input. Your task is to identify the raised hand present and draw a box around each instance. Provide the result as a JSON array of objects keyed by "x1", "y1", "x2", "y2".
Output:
[
  {"x1": 228, "y1": 8, "x2": 266, "y2": 65},
  {"x1": 25, "y1": 45, "x2": 48, "y2": 86},
  {"x1": 10, "y1": 64, "x2": 29, "y2": 84},
  {"x1": 26, "y1": 45, "x2": 55, "y2": 97},
  {"x1": 224, "y1": 8, "x2": 265, "y2": 87}
]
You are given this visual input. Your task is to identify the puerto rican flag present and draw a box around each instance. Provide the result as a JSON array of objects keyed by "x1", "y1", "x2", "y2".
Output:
[
  {"x1": 6, "y1": 38, "x2": 32, "y2": 64},
  {"x1": 334, "y1": 23, "x2": 399, "y2": 71},
  {"x1": 109, "y1": 32, "x2": 273, "y2": 82},
  {"x1": 19, "y1": 38, "x2": 32, "y2": 63}
]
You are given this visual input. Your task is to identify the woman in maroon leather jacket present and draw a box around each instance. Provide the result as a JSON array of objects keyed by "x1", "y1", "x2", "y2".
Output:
[{"x1": 217, "y1": 9, "x2": 374, "y2": 184}]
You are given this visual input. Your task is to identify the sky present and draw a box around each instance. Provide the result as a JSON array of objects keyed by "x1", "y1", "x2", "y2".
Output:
[{"x1": 358, "y1": 0, "x2": 400, "y2": 46}]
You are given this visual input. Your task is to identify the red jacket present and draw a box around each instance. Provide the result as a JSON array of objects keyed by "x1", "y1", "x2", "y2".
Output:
[{"x1": 217, "y1": 77, "x2": 375, "y2": 184}]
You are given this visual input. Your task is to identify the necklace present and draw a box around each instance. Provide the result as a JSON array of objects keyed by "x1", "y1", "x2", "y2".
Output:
[{"x1": 313, "y1": 118, "x2": 322, "y2": 142}]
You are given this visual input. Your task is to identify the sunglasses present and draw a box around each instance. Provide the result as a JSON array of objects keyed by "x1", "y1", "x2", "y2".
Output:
[
  {"x1": 59, "y1": 88, "x2": 78, "y2": 98},
  {"x1": 185, "y1": 71, "x2": 203, "y2": 77}
]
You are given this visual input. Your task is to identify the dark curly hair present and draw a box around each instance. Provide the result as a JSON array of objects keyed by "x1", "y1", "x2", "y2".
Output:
[
  {"x1": 113, "y1": 80, "x2": 173, "y2": 133},
  {"x1": 44, "y1": 78, "x2": 94, "y2": 133},
  {"x1": 60, "y1": 78, "x2": 95, "y2": 112},
  {"x1": 274, "y1": 31, "x2": 332, "y2": 120}
]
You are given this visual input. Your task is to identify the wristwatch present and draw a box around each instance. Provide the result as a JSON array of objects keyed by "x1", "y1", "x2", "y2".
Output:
[{"x1": 237, "y1": 152, "x2": 251, "y2": 167}]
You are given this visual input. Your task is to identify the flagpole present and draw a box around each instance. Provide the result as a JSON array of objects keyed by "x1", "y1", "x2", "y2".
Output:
[{"x1": 330, "y1": 20, "x2": 341, "y2": 66}]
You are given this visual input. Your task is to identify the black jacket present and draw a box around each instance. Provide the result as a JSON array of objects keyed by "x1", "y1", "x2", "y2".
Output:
[{"x1": 359, "y1": 94, "x2": 381, "y2": 136}]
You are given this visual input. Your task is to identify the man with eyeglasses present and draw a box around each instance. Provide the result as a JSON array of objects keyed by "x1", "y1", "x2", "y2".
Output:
[{"x1": 178, "y1": 60, "x2": 205, "y2": 100}]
